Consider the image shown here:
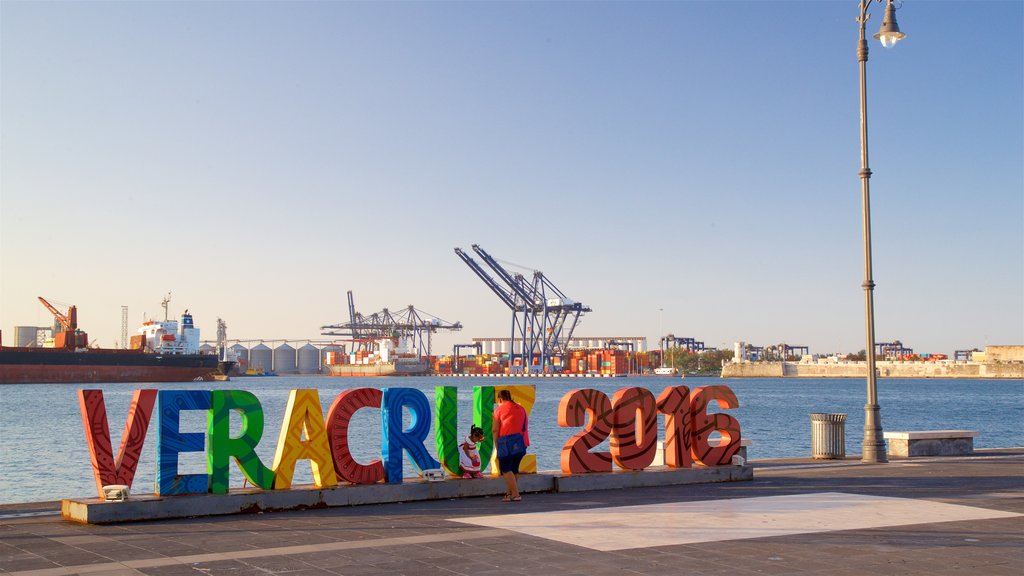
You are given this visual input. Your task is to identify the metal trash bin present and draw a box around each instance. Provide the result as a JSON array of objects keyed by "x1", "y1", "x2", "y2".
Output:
[{"x1": 810, "y1": 413, "x2": 847, "y2": 459}]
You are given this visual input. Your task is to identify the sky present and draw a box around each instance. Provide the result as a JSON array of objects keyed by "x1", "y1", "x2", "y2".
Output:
[{"x1": 2, "y1": 1, "x2": 1021, "y2": 357}]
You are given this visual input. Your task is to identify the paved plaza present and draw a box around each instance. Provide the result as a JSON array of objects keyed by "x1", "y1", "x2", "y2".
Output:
[{"x1": 1, "y1": 450, "x2": 1021, "y2": 575}]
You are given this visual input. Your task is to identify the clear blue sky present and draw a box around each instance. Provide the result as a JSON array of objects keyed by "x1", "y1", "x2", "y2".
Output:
[{"x1": 2, "y1": 1, "x2": 1021, "y2": 356}]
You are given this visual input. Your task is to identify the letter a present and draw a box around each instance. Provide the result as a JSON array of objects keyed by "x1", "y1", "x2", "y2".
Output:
[{"x1": 272, "y1": 389, "x2": 338, "y2": 489}]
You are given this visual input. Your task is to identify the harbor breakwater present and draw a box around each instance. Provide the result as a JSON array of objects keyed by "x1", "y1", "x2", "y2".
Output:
[{"x1": 722, "y1": 360, "x2": 1024, "y2": 379}]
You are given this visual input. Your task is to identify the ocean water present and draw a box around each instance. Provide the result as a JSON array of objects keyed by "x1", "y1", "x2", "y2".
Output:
[{"x1": 0, "y1": 376, "x2": 1020, "y2": 504}]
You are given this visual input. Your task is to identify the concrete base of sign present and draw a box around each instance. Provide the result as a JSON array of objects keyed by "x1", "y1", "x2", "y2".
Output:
[
  {"x1": 653, "y1": 439, "x2": 751, "y2": 465},
  {"x1": 552, "y1": 464, "x2": 750, "y2": 493},
  {"x1": 62, "y1": 465, "x2": 753, "y2": 524}
]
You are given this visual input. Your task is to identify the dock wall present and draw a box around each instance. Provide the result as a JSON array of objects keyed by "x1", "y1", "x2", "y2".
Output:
[{"x1": 722, "y1": 361, "x2": 1024, "y2": 379}]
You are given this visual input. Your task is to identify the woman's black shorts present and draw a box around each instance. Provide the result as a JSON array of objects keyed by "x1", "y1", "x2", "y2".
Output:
[{"x1": 498, "y1": 452, "x2": 525, "y2": 474}]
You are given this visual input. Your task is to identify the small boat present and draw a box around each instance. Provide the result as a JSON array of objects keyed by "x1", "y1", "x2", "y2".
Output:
[
  {"x1": 240, "y1": 365, "x2": 276, "y2": 377},
  {"x1": 654, "y1": 332, "x2": 678, "y2": 376}
]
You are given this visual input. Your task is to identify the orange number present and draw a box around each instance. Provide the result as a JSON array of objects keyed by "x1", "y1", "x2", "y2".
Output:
[
  {"x1": 558, "y1": 389, "x2": 612, "y2": 473},
  {"x1": 690, "y1": 385, "x2": 741, "y2": 466},
  {"x1": 610, "y1": 387, "x2": 657, "y2": 470}
]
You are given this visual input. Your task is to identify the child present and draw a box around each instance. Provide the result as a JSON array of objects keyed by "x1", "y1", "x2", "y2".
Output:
[{"x1": 459, "y1": 425, "x2": 486, "y2": 478}]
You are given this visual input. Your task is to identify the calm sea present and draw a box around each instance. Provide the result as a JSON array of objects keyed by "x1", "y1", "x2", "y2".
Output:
[{"x1": 1, "y1": 376, "x2": 1021, "y2": 504}]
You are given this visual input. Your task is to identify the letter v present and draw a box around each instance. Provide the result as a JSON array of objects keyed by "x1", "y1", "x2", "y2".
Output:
[{"x1": 78, "y1": 389, "x2": 157, "y2": 499}]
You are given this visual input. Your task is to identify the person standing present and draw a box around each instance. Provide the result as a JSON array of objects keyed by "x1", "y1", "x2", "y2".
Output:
[{"x1": 493, "y1": 389, "x2": 529, "y2": 502}]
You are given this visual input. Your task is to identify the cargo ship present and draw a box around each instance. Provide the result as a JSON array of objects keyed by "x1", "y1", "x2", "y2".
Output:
[
  {"x1": 326, "y1": 356, "x2": 429, "y2": 377},
  {"x1": 324, "y1": 337, "x2": 429, "y2": 377},
  {"x1": 0, "y1": 297, "x2": 219, "y2": 384}
]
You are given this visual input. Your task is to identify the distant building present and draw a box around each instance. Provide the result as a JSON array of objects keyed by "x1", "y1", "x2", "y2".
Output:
[{"x1": 974, "y1": 345, "x2": 1024, "y2": 363}]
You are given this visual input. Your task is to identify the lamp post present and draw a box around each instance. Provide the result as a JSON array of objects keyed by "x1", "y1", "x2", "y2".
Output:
[
  {"x1": 659, "y1": 308, "x2": 664, "y2": 370},
  {"x1": 856, "y1": 0, "x2": 905, "y2": 464}
]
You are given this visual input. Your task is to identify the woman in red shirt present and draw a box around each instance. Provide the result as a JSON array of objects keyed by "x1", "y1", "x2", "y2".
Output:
[{"x1": 492, "y1": 389, "x2": 529, "y2": 502}]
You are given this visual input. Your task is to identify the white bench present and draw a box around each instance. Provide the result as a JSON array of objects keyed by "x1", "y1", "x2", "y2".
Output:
[{"x1": 883, "y1": 430, "x2": 978, "y2": 457}]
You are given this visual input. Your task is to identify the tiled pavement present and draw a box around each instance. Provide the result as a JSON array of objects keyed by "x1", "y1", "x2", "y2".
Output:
[{"x1": 1, "y1": 450, "x2": 1021, "y2": 575}]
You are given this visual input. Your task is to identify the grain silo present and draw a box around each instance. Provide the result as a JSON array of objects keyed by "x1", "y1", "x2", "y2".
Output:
[
  {"x1": 274, "y1": 343, "x2": 297, "y2": 374},
  {"x1": 230, "y1": 343, "x2": 249, "y2": 364},
  {"x1": 14, "y1": 327, "x2": 40, "y2": 347},
  {"x1": 249, "y1": 343, "x2": 273, "y2": 374},
  {"x1": 227, "y1": 343, "x2": 249, "y2": 374},
  {"x1": 200, "y1": 343, "x2": 216, "y2": 355},
  {"x1": 297, "y1": 343, "x2": 320, "y2": 374}
]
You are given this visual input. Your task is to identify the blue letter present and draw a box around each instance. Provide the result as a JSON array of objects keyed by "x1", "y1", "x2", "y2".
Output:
[
  {"x1": 381, "y1": 387, "x2": 440, "y2": 483},
  {"x1": 157, "y1": 390, "x2": 212, "y2": 495}
]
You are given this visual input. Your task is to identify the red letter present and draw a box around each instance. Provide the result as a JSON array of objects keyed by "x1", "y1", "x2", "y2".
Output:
[
  {"x1": 78, "y1": 389, "x2": 157, "y2": 498},
  {"x1": 326, "y1": 388, "x2": 384, "y2": 484}
]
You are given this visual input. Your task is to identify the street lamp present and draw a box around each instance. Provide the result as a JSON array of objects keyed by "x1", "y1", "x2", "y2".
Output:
[
  {"x1": 659, "y1": 308, "x2": 664, "y2": 369},
  {"x1": 856, "y1": 0, "x2": 905, "y2": 464}
]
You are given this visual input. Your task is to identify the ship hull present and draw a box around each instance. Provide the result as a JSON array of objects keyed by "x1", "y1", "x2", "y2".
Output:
[
  {"x1": 326, "y1": 359, "x2": 429, "y2": 377},
  {"x1": 0, "y1": 348, "x2": 219, "y2": 384}
]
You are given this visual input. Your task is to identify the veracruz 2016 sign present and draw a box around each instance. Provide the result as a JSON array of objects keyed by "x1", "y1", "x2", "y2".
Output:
[{"x1": 77, "y1": 384, "x2": 741, "y2": 499}]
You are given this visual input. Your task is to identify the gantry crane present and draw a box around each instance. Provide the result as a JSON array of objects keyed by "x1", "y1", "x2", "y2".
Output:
[
  {"x1": 661, "y1": 335, "x2": 708, "y2": 353},
  {"x1": 320, "y1": 291, "x2": 462, "y2": 359},
  {"x1": 454, "y1": 244, "x2": 590, "y2": 373},
  {"x1": 452, "y1": 343, "x2": 483, "y2": 373},
  {"x1": 876, "y1": 340, "x2": 912, "y2": 360}
]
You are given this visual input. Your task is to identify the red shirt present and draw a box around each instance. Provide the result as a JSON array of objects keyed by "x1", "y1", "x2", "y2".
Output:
[{"x1": 493, "y1": 401, "x2": 530, "y2": 447}]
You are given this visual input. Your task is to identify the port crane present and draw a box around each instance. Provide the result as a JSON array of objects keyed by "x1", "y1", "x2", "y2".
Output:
[
  {"x1": 737, "y1": 342, "x2": 807, "y2": 361},
  {"x1": 38, "y1": 296, "x2": 77, "y2": 332},
  {"x1": 320, "y1": 291, "x2": 462, "y2": 359},
  {"x1": 661, "y1": 335, "x2": 708, "y2": 353},
  {"x1": 954, "y1": 348, "x2": 980, "y2": 362},
  {"x1": 606, "y1": 340, "x2": 638, "y2": 374},
  {"x1": 876, "y1": 340, "x2": 913, "y2": 360},
  {"x1": 452, "y1": 343, "x2": 483, "y2": 373},
  {"x1": 454, "y1": 244, "x2": 591, "y2": 373},
  {"x1": 37, "y1": 296, "x2": 88, "y2": 349}
]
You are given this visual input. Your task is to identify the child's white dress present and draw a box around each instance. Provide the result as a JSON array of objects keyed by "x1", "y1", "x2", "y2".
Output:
[{"x1": 459, "y1": 436, "x2": 483, "y2": 478}]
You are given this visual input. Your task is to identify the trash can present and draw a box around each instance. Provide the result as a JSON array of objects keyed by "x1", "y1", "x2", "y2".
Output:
[{"x1": 810, "y1": 413, "x2": 846, "y2": 459}]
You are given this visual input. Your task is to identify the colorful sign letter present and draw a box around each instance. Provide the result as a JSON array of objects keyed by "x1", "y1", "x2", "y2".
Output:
[
  {"x1": 490, "y1": 385, "x2": 536, "y2": 475},
  {"x1": 434, "y1": 386, "x2": 462, "y2": 476},
  {"x1": 610, "y1": 387, "x2": 658, "y2": 470},
  {"x1": 157, "y1": 390, "x2": 212, "y2": 496},
  {"x1": 272, "y1": 389, "x2": 338, "y2": 489},
  {"x1": 558, "y1": 388, "x2": 613, "y2": 473},
  {"x1": 208, "y1": 390, "x2": 275, "y2": 493},
  {"x1": 656, "y1": 385, "x2": 693, "y2": 468},
  {"x1": 381, "y1": 387, "x2": 440, "y2": 483},
  {"x1": 78, "y1": 389, "x2": 157, "y2": 499},
  {"x1": 690, "y1": 385, "x2": 742, "y2": 466},
  {"x1": 326, "y1": 388, "x2": 384, "y2": 485},
  {"x1": 473, "y1": 385, "x2": 496, "y2": 470}
]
